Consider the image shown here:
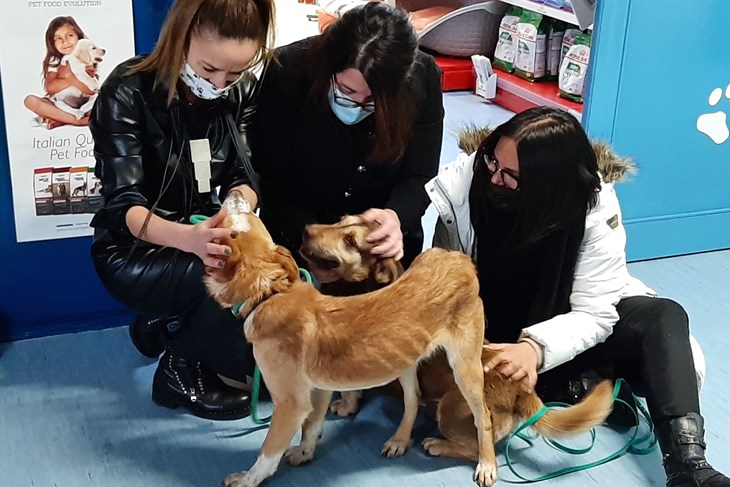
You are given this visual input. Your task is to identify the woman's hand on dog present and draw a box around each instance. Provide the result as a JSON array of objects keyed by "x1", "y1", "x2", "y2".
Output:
[
  {"x1": 483, "y1": 342, "x2": 539, "y2": 393},
  {"x1": 182, "y1": 210, "x2": 235, "y2": 274},
  {"x1": 360, "y1": 208, "x2": 404, "y2": 261}
]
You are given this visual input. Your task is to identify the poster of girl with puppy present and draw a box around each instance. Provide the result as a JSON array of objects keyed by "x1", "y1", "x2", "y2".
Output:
[{"x1": 0, "y1": 1, "x2": 134, "y2": 243}]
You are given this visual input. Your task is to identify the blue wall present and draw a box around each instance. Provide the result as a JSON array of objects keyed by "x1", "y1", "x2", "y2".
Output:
[{"x1": 0, "y1": 0, "x2": 173, "y2": 342}]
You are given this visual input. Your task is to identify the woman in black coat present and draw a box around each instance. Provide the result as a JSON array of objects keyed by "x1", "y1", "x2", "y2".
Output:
[
  {"x1": 252, "y1": 2, "x2": 444, "y2": 281},
  {"x1": 89, "y1": 0, "x2": 275, "y2": 420}
]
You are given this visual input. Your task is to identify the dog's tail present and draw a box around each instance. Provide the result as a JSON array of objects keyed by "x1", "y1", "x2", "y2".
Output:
[{"x1": 516, "y1": 380, "x2": 614, "y2": 439}]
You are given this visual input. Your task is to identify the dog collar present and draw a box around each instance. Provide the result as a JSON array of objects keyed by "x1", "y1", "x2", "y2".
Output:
[
  {"x1": 231, "y1": 300, "x2": 245, "y2": 317},
  {"x1": 298, "y1": 268, "x2": 313, "y2": 284},
  {"x1": 230, "y1": 267, "x2": 313, "y2": 317}
]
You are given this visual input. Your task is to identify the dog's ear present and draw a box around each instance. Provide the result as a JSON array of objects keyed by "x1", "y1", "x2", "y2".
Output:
[
  {"x1": 373, "y1": 258, "x2": 404, "y2": 284},
  {"x1": 270, "y1": 245, "x2": 300, "y2": 293}
]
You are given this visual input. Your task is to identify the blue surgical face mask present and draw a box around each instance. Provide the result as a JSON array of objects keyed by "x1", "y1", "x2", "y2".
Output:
[{"x1": 327, "y1": 85, "x2": 373, "y2": 125}]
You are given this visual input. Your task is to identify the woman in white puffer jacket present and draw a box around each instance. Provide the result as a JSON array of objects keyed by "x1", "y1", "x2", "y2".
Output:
[{"x1": 425, "y1": 107, "x2": 726, "y2": 487}]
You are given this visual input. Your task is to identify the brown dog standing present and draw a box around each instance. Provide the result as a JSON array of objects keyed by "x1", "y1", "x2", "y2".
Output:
[{"x1": 206, "y1": 211, "x2": 495, "y2": 487}]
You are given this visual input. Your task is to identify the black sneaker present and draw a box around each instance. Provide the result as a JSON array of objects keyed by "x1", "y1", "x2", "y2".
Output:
[{"x1": 152, "y1": 352, "x2": 251, "y2": 420}]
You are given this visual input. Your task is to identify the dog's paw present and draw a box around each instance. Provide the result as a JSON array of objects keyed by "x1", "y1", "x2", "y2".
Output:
[
  {"x1": 421, "y1": 437, "x2": 447, "y2": 457},
  {"x1": 329, "y1": 397, "x2": 359, "y2": 416},
  {"x1": 381, "y1": 437, "x2": 410, "y2": 458},
  {"x1": 473, "y1": 461, "x2": 498, "y2": 487},
  {"x1": 222, "y1": 472, "x2": 255, "y2": 487},
  {"x1": 284, "y1": 445, "x2": 315, "y2": 466}
]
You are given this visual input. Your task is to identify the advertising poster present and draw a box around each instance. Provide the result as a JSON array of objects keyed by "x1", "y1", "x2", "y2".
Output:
[{"x1": 0, "y1": 0, "x2": 135, "y2": 242}]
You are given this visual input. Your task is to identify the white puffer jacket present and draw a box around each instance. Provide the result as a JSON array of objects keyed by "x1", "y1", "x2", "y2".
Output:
[{"x1": 425, "y1": 150, "x2": 706, "y2": 389}]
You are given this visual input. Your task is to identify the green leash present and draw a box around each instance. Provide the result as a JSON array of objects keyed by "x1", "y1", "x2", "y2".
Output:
[
  {"x1": 191, "y1": 213, "x2": 313, "y2": 425},
  {"x1": 502, "y1": 378, "x2": 657, "y2": 483}
]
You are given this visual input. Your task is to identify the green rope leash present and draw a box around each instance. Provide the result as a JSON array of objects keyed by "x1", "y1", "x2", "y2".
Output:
[{"x1": 502, "y1": 378, "x2": 657, "y2": 483}]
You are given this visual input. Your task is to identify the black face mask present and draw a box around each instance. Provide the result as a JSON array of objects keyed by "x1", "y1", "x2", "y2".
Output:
[{"x1": 487, "y1": 183, "x2": 519, "y2": 212}]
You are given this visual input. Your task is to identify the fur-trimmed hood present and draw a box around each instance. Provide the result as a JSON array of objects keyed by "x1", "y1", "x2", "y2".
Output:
[{"x1": 456, "y1": 125, "x2": 635, "y2": 184}]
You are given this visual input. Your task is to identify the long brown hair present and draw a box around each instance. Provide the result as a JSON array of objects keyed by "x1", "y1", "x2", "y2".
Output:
[
  {"x1": 308, "y1": 2, "x2": 418, "y2": 163},
  {"x1": 127, "y1": 0, "x2": 276, "y2": 105},
  {"x1": 42, "y1": 16, "x2": 86, "y2": 92}
]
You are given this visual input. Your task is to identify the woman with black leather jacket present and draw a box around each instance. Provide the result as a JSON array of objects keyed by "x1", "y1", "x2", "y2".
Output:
[{"x1": 89, "y1": 0, "x2": 275, "y2": 420}]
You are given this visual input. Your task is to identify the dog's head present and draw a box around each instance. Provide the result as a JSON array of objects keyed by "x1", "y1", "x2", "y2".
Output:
[
  {"x1": 72, "y1": 38, "x2": 106, "y2": 66},
  {"x1": 205, "y1": 208, "x2": 300, "y2": 315},
  {"x1": 299, "y1": 215, "x2": 404, "y2": 287}
]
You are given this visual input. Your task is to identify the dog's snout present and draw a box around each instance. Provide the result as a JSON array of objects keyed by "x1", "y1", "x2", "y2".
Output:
[{"x1": 302, "y1": 225, "x2": 314, "y2": 242}]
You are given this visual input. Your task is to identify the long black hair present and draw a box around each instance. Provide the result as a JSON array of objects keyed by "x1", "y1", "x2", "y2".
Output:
[
  {"x1": 308, "y1": 2, "x2": 418, "y2": 163},
  {"x1": 469, "y1": 107, "x2": 601, "y2": 251}
]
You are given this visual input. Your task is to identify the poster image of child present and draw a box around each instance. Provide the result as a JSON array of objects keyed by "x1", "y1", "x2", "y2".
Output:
[{"x1": 23, "y1": 16, "x2": 106, "y2": 130}]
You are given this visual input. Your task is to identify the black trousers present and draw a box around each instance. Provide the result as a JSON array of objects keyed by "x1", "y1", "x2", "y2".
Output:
[
  {"x1": 539, "y1": 296, "x2": 700, "y2": 423},
  {"x1": 91, "y1": 238, "x2": 253, "y2": 382}
]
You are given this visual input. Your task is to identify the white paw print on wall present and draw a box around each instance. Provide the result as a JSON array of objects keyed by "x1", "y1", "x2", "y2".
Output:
[{"x1": 697, "y1": 83, "x2": 730, "y2": 144}]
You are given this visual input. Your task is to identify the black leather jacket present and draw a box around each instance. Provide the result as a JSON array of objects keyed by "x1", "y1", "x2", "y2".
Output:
[{"x1": 89, "y1": 57, "x2": 259, "y2": 243}]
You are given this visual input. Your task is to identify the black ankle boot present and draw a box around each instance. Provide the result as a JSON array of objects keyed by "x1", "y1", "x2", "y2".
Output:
[
  {"x1": 152, "y1": 352, "x2": 251, "y2": 420},
  {"x1": 129, "y1": 315, "x2": 175, "y2": 358},
  {"x1": 658, "y1": 413, "x2": 730, "y2": 486}
]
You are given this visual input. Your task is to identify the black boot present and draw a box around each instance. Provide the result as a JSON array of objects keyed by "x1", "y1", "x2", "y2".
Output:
[
  {"x1": 129, "y1": 315, "x2": 175, "y2": 358},
  {"x1": 658, "y1": 413, "x2": 730, "y2": 486},
  {"x1": 152, "y1": 351, "x2": 251, "y2": 420}
]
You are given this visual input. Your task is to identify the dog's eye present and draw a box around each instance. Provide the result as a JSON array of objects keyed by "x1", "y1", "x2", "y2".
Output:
[{"x1": 344, "y1": 234, "x2": 357, "y2": 247}]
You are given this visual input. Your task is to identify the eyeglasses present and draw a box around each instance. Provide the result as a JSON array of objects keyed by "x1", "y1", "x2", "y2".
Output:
[
  {"x1": 331, "y1": 76, "x2": 375, "y2": 112},
  {"x1": 484, "y1": 153, "x2": 520, "y2": 190}
]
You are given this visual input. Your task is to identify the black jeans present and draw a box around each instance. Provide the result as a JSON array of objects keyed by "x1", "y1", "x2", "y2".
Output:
[
  {"x1": 539, "y1": 296, "x2": 700, "y2": 423},
  {"x1": 91, "y1": 238, "x2": 253, "y2": 382}
]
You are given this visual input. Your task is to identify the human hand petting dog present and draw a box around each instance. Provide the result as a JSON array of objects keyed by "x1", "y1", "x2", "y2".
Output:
[
  {"x1": 483, "y1": 342, "x2": 539, "y2": 393},
  {"x1": 360, "y1": 208, "x2": 404, "y2": 261},
  {"x1": 182, "y1": 210, "x2": 236, "y2": 275}
]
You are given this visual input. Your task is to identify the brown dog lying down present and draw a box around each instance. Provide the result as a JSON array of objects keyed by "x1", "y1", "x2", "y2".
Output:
[
  {"x1": 205, "y1": 211, "x2": 495, "y2": 487},
  {"x1": 299, "y1": 216, "x2": 405, "y2": 416},
  {"x1": 298, "y1": 216, "x2": 616, "y2": 468}
]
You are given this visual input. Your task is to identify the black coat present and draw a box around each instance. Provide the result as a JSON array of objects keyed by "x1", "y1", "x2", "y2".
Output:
[
  {"x1": 251, "y1": 39, "x2": 444, "y2": 266},
  {"x1": 89, "y1": 56, "x2": 258, "y2": 243}
]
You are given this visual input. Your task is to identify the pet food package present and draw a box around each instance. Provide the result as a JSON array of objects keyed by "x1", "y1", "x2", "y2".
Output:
[
  {"x1": 70, "y1": 166, "x2": 89, "y2": 214},
  {"x1": 52, "y1": 166, "x2": 71, "y2": 215},
  {"x1": 33, "y1": 167, "x2": 54, "y2": 216},
  {"x1": 560, "y1": 27, "x2": 583, "y2": 69},
  {"x1": 514, "y1": 10, "x2": 550, "y2": 82},
  {"x1": 87, "y1": 167, "x2": 103, "y2": 214},
  {"x1": 547, "y1": 20, "x2": 567, "y2": 79},
  {"x1": 559, "y1": 31, "x2": 592, "y2": 103},
  {"x1": 492, "y1": 6, "x2": 522, "y2": 73}
]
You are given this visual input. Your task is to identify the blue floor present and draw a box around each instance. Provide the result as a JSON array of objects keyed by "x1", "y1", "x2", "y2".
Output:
[{"x1": 2, "y1": 93, "x2": 729, "y2": 486}]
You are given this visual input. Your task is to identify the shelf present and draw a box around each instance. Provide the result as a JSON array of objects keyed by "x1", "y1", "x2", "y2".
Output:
[
  {"x1": 498, "y1": 0, "x2": 594, "y2": 30},
  {"x1": 494, "y1": 70, "x2": 583, "y2": 120}
]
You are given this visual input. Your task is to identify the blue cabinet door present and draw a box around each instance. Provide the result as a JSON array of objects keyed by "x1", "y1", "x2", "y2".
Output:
[{"x1": 585, "y1": 0, "x2": 730, "y2": 261}]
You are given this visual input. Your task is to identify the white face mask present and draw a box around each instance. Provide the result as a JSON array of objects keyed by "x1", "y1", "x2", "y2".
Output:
[{"x1": 179, "y1": 62, "x2": 243, "y2": 100}]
